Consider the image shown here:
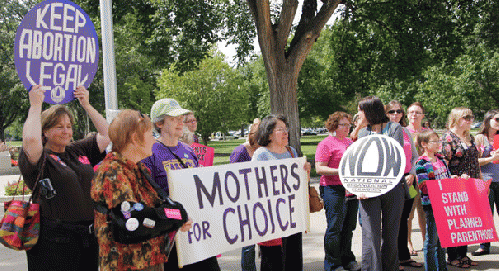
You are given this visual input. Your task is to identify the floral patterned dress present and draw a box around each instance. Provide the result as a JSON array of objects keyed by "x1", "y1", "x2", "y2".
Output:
[{"x1": 441, "y1": 131, "x2": 481, "y2": 179}]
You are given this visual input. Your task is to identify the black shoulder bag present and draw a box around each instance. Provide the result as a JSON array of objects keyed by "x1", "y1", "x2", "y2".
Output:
[{"x1": 95, "y1": 163, "x2": 188, "y2": 244}]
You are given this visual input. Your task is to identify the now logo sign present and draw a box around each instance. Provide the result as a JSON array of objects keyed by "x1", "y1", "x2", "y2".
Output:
[{"x1": 339, "y1": 134, "x2": 405, "y2": 198}]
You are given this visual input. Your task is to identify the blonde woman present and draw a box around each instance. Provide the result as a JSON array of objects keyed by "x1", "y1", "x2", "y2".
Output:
[{"x1": 441, "y1": 107, "x2": 480, "y2": 268}]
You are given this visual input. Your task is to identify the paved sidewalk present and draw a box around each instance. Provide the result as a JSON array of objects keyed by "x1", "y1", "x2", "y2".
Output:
[{"x1": 1, "y1": 178, "x2": 498, "y2": 270}]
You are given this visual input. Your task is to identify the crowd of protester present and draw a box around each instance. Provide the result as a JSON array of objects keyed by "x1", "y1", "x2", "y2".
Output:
[{"x1": 14, "y1": 85, "x2": 498, "y2": 271}]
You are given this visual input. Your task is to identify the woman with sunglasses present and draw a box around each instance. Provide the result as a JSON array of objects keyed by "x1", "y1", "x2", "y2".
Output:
[
  {"x1": 441, "y1": 107, "x2": 481, "y2": 268},
  {"x1": 385, "y1": 101, "x2": 423, "y2": 270},
  {"x1": 472, "y1": 109, "x2": 499, "y2": 256},
  {"x1": 142, "y1": 98, "x2": 220, "y2": 271}
]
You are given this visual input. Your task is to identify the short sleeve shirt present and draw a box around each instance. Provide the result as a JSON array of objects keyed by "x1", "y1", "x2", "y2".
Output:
[
  {"x1": 142, "y1": 141, "x2": 198, "y2": 194},
  {"x1": 230, "y1": 144, "x2": 252, "y2": 163},
  {"x1": 315, "y1": 135, "x2": 352, "y2": 186},
  {"x1": 18, "y1": 134, "x2": 106, "y2": 221}
]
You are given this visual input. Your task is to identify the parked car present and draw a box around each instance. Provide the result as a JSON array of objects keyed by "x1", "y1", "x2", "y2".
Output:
[
  {"x1": 471, "y1": 122, "x2": 481, "y2": 129},
  {"x1": 301, "y1": 128, "x2": 317, "y2": 136}
]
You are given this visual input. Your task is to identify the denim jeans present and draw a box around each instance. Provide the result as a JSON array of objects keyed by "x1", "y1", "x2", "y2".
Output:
[
  {"x1": 321, "y1": 185, "x2": 359, "y2": 271},
  {"x1": 423, "y1": 205, "x2": 447, "y2": 271},
  {"x1": 241, "y1": 245, "x2": 256, "y2": 271},
  {"x1": 480, "y1": 182, "x2": 499, "y2": 251}
]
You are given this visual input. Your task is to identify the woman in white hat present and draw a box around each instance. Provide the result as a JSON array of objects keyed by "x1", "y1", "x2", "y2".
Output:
[{"x1": 142, "y1": 98, "x2": 220, "y2": 270}]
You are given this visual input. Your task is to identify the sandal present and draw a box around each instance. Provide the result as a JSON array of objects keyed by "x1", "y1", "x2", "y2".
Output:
[
  {"x1": 447, "y1": 259, "x2": 470, "y2": 268},
  {"x1": 400, "y1": 260, "x2": 423, "y2": 268},
  {"x1": 460, "y1": 256, "x2": 478, "y2": 266}
]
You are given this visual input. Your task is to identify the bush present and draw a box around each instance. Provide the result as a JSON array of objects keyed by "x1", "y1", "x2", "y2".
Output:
[{"x1": 4, "y1": 180, "x2": 31, "y2": 196}]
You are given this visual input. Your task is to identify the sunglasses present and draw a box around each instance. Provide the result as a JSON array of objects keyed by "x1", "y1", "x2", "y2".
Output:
[
  {"x1": 493, "y1": 118, "x2": 499, "y2": 122},
  {"x1": 388, "y1": 109, "x2": 404, "y2": 114},
  {"x1": 463, "y1": 115, "x2": 475, "y2": 121}
]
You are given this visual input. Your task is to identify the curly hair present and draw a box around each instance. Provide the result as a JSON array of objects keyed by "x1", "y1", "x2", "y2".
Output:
[{"x1": 325, "y1": 112, "x2": 352, "y2": 132}]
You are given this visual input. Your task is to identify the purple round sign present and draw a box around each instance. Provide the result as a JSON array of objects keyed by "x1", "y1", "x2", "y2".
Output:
[{"x1": 14, "y1": 0, "x2": 99, "y2": 104}]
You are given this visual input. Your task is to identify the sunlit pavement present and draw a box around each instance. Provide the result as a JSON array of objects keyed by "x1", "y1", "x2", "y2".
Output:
[{"x1": 1, "y1": 176, "x2": 498, "y2": 270}]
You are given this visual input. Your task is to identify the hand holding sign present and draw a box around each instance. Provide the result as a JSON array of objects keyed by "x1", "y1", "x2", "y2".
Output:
[
  {"x1": 339, "y1": 134, "x2": 406, "y2": 198},
  {"x1": 74, "y1": 85, "x2": 90, "y2": 107},
  {"x1": 29, "y1": 85, "x2": 46, "y2": 107}
]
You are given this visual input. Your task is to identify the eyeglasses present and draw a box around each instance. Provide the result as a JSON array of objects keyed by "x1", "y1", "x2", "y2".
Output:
[
  {"x1": 388, "y1": 109, "x2": 404, "y2": 115},
  {"x1": 338, "y1": 123, "x2": 352, "y2": 128},
  {"x1": 184, "y1": 119, "x2": 197, "y2": 124},
  {"x1": 463, "y1": 115, "x2": 475, "y2": 121},
  {"x1": 428, "y1": 140, "x2": 442, "y2": 144},
  {"x1": 275, "y1": 128, "x2": 289, "y2": 133}
]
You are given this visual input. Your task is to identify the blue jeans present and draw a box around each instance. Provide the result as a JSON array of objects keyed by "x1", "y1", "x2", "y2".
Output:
[
  {"x1": 241, "y1": 245, "x2": 256, "y2": 271},
  {"x1": 480, "y1": 182, "x2": 499, "y2": 251},
  {"x1": 321, "y1": 185, "x2": 359, "y2": 271},
  {"x1": 423, "y1": 205, "x2": 447, "y2": 271}
]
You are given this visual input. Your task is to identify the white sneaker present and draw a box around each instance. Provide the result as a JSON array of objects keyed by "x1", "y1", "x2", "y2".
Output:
[{"x1": 344, "y1": 261, "x2": 361, "y2": 271}]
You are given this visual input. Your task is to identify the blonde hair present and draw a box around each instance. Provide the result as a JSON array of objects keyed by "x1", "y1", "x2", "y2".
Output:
[
  {"x1": 447, "y1": 107, "x2": 473, "y2": 138},
  {"x1": 109, "y1": 110, "x2": 152, "y2": 153}
]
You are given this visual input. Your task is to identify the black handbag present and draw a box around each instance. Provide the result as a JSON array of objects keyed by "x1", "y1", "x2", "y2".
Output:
[{"x1": 95, "y1": 166, "x2": 188, "y2": 244}]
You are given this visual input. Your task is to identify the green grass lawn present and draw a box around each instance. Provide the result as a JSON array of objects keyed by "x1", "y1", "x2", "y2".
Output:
[{"x1": 206, "y1": 135, "x2": 328, "y2": 177}]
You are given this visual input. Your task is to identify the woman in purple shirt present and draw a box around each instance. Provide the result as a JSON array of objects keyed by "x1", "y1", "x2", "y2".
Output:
[{"x1": 142, "y1": 98, "x2": 220, "y2": 271}]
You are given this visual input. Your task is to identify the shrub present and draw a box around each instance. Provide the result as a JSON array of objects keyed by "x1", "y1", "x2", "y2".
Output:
[{"x1": 4, "y1": 180, "x2": 31, "y2": 196}]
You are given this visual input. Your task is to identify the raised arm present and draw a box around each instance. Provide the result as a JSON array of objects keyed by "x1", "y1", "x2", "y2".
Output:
[
  {"x1": 74, "y1": 86, "x2": 110, "y2": 152},
  {"x1": 22, "y1": 85, "x2": 45, "y2": 165}
]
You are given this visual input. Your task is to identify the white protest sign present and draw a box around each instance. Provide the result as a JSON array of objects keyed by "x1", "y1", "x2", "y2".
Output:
[
  {"x1": 339, "y1": 134, "x2": 405, "y2": 198},
  {"x1": 167, "y1": 157, "x2": 309, "y2": 267}
]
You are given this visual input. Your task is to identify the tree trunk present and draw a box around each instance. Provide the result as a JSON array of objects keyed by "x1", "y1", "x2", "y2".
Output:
[
  {"x1": 246, "y1": 0, "x2": 341, "y2": 154},
  {"x1": 266, "y1": 62, "x2": 302, "y2": 155}
]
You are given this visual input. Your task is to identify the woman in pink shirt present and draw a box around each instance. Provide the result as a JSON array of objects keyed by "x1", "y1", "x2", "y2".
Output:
[
  {"x1": 406, "y1": 102, "x2": 431, "y2": 256},
  {"x1": 315, "y1": 112, "x2": 360, "y2": 271},
  {"x1": 385, "y1": 101, "x2": 423, "y2": 269}
]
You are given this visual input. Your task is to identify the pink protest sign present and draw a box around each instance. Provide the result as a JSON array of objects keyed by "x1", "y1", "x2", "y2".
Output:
[
  {"x1": 190, "y1": 142, "x2": 214, "y2": 167},
  {"x1": 427, "y1": 178, "x2": 498, "y2": 247}
]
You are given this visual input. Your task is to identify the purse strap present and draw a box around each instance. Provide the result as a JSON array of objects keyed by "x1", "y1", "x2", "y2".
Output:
[
  {"x1": 286, "y1": 146, "x2": 295, "y2": 158},
  {"x1": 158, "y1": 141, "x2": 188, "y2": 169},
  {"x1": 13, "y1": 152, "x2": 46, "y2": 203},
  {"x1": 28, "y1": 153, "x2": 47, "y2": 204}
]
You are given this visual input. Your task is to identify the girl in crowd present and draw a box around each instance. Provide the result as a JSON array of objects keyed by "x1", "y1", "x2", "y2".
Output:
[
  {"x1": 315, "y1": 112, "x2": 360, "y2": 271},
  {"x1": 356, "y1": 96, "x2": 405, "y2": 271},
  {"x1": 441, "y1": 107, "x2": 480, "y2": 268},
  {"x1": 251, "y1": 114, "x2": 311, "y2": 271},
  {"x1": 415, "y1": 130, "x2": 452, "y2": 271},
  {"x1": 142, "y1": 98, "x2": 220, "y2": 271},
  {"x1": 92, "y1": 110, "x2": 192, "y2": 271},
  {"x1": 19, "y1": 85, "x2": 110, "y2": 271},
  {"x1": 229, "y1": 118, "x2": 260, "y2": 271},
  {"x1": 406, "y1": 102, "x2": 429, "y2": 256},
  {"x1": 472, "y1": 109, "x2": 499, "y2": 256},
  {"x1": 385, "y1": 101, "x2": 423, "y2": 269}
]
